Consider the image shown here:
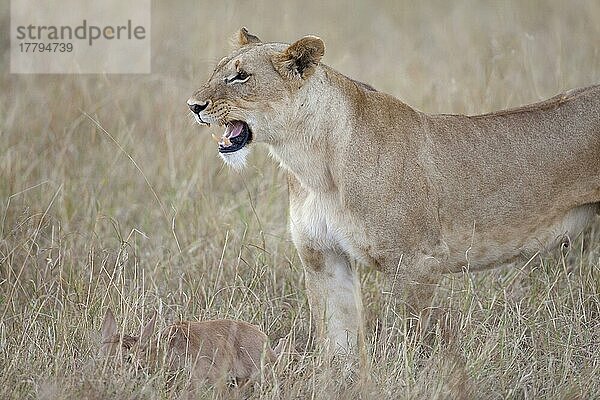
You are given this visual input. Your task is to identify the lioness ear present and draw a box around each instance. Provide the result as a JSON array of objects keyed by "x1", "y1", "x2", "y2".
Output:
[
  {"x1": 272, "y1": 35, "x2": 325, "y2": 80},
  {"x1": 101, "y1": 309, "x2": 117, "y2": 342},
  {"x1": 232, "y1": 27, "x2": 261, "y2": 48}
]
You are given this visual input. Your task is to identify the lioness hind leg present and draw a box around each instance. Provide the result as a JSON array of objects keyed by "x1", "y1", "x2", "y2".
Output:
[
  {"x1": 386, "y1": 255, "x2": 444, "y2": 336},
  {"x1": 300, "y1": 247, "x2": 363, "y2": 355}
]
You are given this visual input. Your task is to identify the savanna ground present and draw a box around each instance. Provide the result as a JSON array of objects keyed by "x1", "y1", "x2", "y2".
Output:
[{"x1": 1, "y1": 1, "x2": 600, "y2": 399}]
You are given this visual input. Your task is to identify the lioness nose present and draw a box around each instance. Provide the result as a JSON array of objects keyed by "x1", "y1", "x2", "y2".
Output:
[{"x1": 188, "y1": 101, "x2": 209, "y2": 114}]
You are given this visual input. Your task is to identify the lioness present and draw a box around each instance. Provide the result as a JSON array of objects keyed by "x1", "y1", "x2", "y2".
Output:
[{"x1": 188, "y1": 28, "x2": 600, "y2": 354}]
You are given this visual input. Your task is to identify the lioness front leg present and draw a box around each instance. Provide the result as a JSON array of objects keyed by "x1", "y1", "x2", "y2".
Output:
[{"x1": 298, "y1": 246, "x2": 363, "y2": 354}]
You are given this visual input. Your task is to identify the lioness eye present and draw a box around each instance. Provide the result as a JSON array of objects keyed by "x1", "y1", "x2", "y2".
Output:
[{"x1": 225, "y1": 70, "x2": 251, "y2": 84}]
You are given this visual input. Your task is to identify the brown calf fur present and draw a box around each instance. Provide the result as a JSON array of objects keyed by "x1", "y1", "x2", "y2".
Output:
[{"x1": 100, "y1": 309, "x2": 283, "y2": 388}]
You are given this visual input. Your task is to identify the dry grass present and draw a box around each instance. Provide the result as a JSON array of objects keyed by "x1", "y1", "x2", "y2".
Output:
[{"x1": 1, "y1": 1, "x2": 599, "y2": 399}]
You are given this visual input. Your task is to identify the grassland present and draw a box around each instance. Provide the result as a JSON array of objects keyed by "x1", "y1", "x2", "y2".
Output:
[{"x1": 1, "y1": 1, "x2": 599, "y2": 398}]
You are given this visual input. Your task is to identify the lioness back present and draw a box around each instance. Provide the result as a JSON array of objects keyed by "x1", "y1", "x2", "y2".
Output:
[{"x1": 422, "y1": 85, "x2": 600, "y2": 270}]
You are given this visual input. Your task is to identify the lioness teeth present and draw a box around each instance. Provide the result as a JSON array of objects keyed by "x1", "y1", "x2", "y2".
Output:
[{"x1": 212, "y1": 133, "x2": 232, "y2": 147}]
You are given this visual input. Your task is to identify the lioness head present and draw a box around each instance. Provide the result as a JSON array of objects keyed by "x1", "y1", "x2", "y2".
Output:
[{"x1": 187, "y1": 28, "x2": 325, "y2": 169}]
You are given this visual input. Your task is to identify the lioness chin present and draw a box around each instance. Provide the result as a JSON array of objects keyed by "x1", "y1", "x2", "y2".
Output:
[{"x1": 188, "y1": 28, "x2": 600, "y2": 354}]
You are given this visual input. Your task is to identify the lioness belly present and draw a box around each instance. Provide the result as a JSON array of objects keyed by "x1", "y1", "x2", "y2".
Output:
[{"x1": 442, "y1": 204, "x2": 598, "y2": 272}]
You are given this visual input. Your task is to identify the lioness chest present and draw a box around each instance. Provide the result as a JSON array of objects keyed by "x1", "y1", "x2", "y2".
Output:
[{"x1": 289, "y1": 190, "x2": 372, "y2": 263}]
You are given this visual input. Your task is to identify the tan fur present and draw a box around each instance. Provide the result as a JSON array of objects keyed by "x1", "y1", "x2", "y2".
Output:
[
  {"x1": 100, "y1": 309, "x2": 278, "y2": 387},
  {"x1": 188, "y1": 29, "x2": 600, "y2": 353},
  {"x1": 232, "y1": 27, "x2": 261, "y2": 48}
]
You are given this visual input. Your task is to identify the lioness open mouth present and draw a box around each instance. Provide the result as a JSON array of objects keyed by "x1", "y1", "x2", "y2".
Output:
[{"x1": 218, "y1": 121, "x2": 252, "y2": 153}]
